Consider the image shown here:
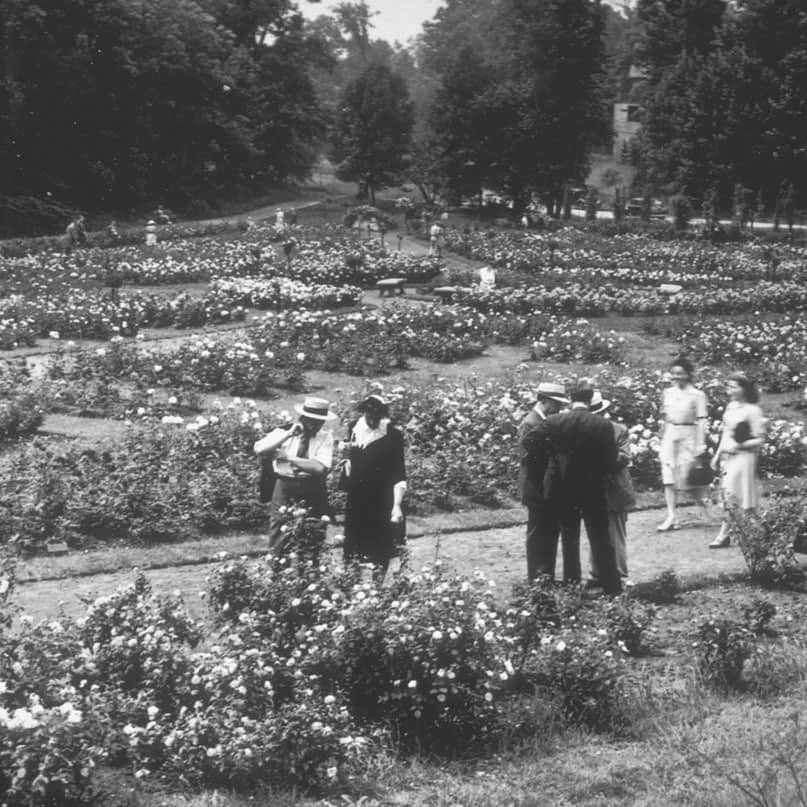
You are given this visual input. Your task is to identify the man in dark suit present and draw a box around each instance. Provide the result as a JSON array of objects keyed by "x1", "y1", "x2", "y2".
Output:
[
  {"x1": 518, "y1": 381, "x2": 572, "y2": 582},
  {"x1": 545, "y1": 382, "x2": 623, "y2": 596}
]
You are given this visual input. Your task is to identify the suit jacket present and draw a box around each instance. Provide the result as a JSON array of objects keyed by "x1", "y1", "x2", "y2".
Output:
[
  {"x1": 518, "y1": 408, "x2": 555, "y2": 507},
  {"x1": 545, "y1": 407, "x2": 618, "y2": 506},
  {"x1": 605, "y1": 421, "x2": 636, "y2": 512}
]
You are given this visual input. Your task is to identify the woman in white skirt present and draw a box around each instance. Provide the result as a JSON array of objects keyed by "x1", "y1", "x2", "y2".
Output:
[
  {"x1": 709, "y1": 373, "x2": 765, "y2": 548},
  {"x1": 657, "y1": 357, "x2": 711, "y2": 531}
]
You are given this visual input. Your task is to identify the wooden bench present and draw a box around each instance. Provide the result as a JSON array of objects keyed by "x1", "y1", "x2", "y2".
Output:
[
  {"x1": 433, "y1": 285, "x2": 458, "y2": 304},
  {"x1": 377, "y1": 277, "x2": 406, "y2": 297}
]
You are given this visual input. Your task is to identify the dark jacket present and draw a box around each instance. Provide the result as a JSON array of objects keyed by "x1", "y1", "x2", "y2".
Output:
[
  {"x1": 605, "y1": 420, "x2": 636, "y2": 512},
  {"x1": 518, "y1": 408, "x2": 555, "y2": 506},
  {"x1": 545, "y1": 407, "x2": 618, "y2": 506}
]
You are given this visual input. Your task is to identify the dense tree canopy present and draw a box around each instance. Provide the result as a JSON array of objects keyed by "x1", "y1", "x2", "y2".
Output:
[
  {"x1": 329, "y1": 62, "x2": 414, "y2": 203},
  {"x1": 0, "y1": 0, "x2": 325, "y2": 217}
]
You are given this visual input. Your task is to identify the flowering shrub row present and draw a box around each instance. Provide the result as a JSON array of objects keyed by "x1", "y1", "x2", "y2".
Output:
[
  {"x1": 1, "y1": 366, "x2": 804, "y2": 551},
  {"x1": 451, "y1": 280, "x2": 807, "y2": 318},
  {"x1": 442, "y1": 226, "x2": 806, "y2": 283},
  {"x1": 1, "y1": 530, "x2": 656, "y2": 799},
  {"x1": 0, "y1": 224, "x2": 442, "y2": 294},
  {"x1": 674, "y1": 315, "x2": 807, "y2": 392}
]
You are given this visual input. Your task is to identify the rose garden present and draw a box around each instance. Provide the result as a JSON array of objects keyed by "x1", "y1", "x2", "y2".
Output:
[{"x1": 2, "y1": 207, "x2": 807, "y2": 807}]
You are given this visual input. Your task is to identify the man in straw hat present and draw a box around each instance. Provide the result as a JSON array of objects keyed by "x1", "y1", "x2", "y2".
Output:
[
  {"x1": 588, "y1": 389, "x2": 635, "y2": 587},
  {"x1": 544, "y1": 381, "x2": 622, "y2": 595},
  {"x1": 518, "y1": 380, "x2": 574, "y2": 582},
  {"x1": 254, "y1": 396, "x2": 337, "y2": 552}
]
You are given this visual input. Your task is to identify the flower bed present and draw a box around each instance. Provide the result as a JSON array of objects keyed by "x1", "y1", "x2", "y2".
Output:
[
  {"x1": 450, "y1": 281, "x2": 807, "y2": 318},
  {"x1": 442, "y1": 227, "x2": 806, "y2": 283},
  {"x1": 675, "y1": 315, "x2": 807, "y2": 392},
  {"x1": 1, "y1": 543, "x2": 651, "y2": 799},
  {"x1": 210, "y1": 277, "x2": 362, "y2": 311}
]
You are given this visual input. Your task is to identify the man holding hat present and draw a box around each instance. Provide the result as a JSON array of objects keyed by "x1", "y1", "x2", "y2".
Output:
[
  {"x1": 518, "y1": 381, "x2": 574, "y2": 582},
  {"x1": 544, "y1": 381, "x2": 622, "y2": 595},
  {"x1": 254, "y1": 396, "x2": 337, "y2": 552},
  {"x1": 588, "y1": 389, "x2": 635, "y2": 586}
]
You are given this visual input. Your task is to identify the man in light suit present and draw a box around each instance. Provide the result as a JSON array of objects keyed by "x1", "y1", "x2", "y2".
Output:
[
  {"x1": 518, "y1": 381, "x2": 572, "y2": 582},
  {"x1": 545, "y1": 382, "x2": 622, "y2": 596}
]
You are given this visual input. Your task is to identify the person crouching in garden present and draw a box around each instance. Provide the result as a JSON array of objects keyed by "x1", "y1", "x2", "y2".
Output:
[
  {"x1": 709, "y1": 373, "x2": 766, "y2": 548},
  {"x1": 588, "y1": 390, "x2": 636, "y2": 587},
  {"x1": 254, "y1": 397, "x2": 336, "y2": 554},
  {"x1": 340, "y1": 393, "x2": 407, "y2": 584}
]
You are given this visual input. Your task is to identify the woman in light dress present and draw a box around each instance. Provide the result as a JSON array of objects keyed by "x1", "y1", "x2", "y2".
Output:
[
  {"x1": 657, "y1": 357, "x2": 712, "y2": 531},
  {"x1": 708, "y1": 373, "x2": 765, "y2": 548}
]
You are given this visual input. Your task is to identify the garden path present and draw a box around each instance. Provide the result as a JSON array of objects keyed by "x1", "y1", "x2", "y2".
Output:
[{"x1": 11, "y1": 502, "x2": 748, "y2": 623}]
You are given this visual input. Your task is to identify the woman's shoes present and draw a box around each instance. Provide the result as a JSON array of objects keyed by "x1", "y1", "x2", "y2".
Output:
[
  {"x1": 709, "y1": 534, "x2": 731, "y2": 549},
  {"x1": 657, "y1": 518, "x2": 680, "y2": 532}
]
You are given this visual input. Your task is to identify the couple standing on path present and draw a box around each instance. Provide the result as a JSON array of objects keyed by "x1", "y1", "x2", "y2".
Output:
[{"x1": 518, "y1": 380, "x2": 635, "y2": 596}]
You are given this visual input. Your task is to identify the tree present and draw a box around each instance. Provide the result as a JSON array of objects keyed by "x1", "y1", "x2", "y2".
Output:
[{"x1": 329, "y1": 62, "x2": 414, "y2": 203}]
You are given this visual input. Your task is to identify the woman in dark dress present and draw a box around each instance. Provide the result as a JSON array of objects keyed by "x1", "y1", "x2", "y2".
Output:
[{"x1": 342, "y1": 394, "x2": 407, "y2": 582}]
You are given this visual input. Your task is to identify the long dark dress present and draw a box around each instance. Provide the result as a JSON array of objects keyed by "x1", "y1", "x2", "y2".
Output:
[{"x1": 343, "y1": 422, "x2": 406, "y2": 566}]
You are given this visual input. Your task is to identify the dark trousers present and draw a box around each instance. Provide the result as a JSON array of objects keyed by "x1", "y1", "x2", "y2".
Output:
[
  {"x1": 574, "y1": 496, "x2": 622, "y2": 596},
  {"x1": 526, "y1": 502, "x2": 581, "y2": 583}
]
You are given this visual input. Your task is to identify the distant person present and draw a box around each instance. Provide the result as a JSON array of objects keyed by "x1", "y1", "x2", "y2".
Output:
[
  {"x1": 657, "y1": 356, "x2": 711, "y2": 531},
  {"x1": 106, "y1": 220, "x2": 119, "y2": 241},
  {"x1": 282, "y1": 235, "x2": 297, "y2": 267},
  {"x1": 64, "y1": 215, "x2": 87, "y2": 254},
  {"x1": 275, "y1": 208, "x2": 286, "y2": 232},
  {"x1": 155, "y1": 205, "x2": 172, "y2": 225},
  {"x1": 144, "y1": 220, "x2": 158, "y2": 246},
  {"x1": 429, "y1": 221, "x2": 443, "y2": 257},
  {"x1": 478, "y1": 265, "x2": 496, "y2": 291},
  {"x1": 709, "y1": 373, "x2": 766, "y2": 548},
  {"x1": 253, "y1": 397, "x2": 337, "y2": 554}
]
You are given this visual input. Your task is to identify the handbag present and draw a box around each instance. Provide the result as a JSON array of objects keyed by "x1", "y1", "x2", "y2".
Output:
[
  {"x1": 732, "y1": 419, "x2": 752, "y2": 444},
  {"x1": 258, "y1": 454, "x2": 276, "y2": 503},
  {"x1": 686, "y1": 452, "x2": 714, "y2": 488}
]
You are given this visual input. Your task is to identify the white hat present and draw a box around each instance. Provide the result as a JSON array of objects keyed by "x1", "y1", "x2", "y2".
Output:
[
  {"x1": 589, "y1": 389, "x2": 611, "y2": 414},
  {"x1": 536, "y1": 381, "x2": 570, "y2": 405},
  {"x1": 294, "y1": 396, "x2": 337, "y2": 422}
]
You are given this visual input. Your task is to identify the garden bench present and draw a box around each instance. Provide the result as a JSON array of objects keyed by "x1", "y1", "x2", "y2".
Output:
[
  {"x1": 659, "y1": 283, "x2": 683, "y2": 295},
  {"x1": 377, "y1": 277, "x2": 407, "y2": 297},
  {"x1": 433, "y1": 285, "x2": 458, "y2": 303}
]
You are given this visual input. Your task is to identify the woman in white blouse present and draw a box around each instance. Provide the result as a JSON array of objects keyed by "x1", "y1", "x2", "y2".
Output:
[
  {"x1": 709, "y1": 373, "x2": 765, "y2": 548},
  {"x1": 658, "y1": 357, "x2": 711, "y2": 531}
]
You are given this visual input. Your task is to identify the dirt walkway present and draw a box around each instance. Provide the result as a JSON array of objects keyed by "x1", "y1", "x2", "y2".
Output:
[{"x1": 11, "y1": 502, "x2": 746, "y2": 623}]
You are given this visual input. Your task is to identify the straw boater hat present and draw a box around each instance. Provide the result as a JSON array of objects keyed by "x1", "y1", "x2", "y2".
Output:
[
  {"x1": 588, "y1": 389, "x2": 611, "y2": 414},
  {"x1": 536, "y1": 381, "x2": 570, "y2": 405},
  {"x1": 294, "y1": 396, "x2": 338, "y2": 422}
]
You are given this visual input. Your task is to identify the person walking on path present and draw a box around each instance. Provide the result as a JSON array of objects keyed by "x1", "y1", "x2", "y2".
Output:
[
  {"x1": 657, "y1": 356, "x2": 712, "y2": 531},
  {"x1": 341, "y1": 393, "x2": 407, "y2": 583},
  {"x1": 588, "y1": 390, "x2": 636, "y2": 586},
  {"x1": 544, "y1": 382, "x2": 622, "y2": 596},
  {"x1": 709, "y1": 373, "x2": 766, "y2": 548},
  {"x1": 64, "y1": 215, "x2": 87, "y2": 254},
  {"x1": 254, "y1": 397, "x2": 336, "y2": 554},
  {"x1": 429, "y1": 220, "x2": 443, "y2": 257},
  {"x1": 518, "y1": 381, "x2": 574, "y2": 582}
]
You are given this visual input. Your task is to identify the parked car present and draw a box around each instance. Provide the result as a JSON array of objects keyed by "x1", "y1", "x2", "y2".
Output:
[{"x1": 626, "y1": 197, "x2": 668, "y2": 219}]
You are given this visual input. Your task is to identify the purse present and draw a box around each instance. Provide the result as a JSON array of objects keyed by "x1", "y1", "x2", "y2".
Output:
[
  {"x1": 258, "y1": 454, "x2": 276, "y2": 503},
  {"x1": 732, "y1": 419, "x2": 752, "y2": 444},
  {"x1": 686, "y1": 452, "x2": 714, "y2": 488}
]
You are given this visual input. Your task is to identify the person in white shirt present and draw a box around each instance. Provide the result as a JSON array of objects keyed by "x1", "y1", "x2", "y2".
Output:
[
  {"x1": 254, "y1": 396, "x2": 336, "y2": 552},
  {"x1": 478, "y1": 265, "x2": 496, "y2": 291}
]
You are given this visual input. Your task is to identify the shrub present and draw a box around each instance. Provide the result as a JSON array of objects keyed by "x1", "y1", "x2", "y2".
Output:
[
  {"x1": 634, "y1": 569, "x2": 682, "y2": 604},
  {"x1": 602, "y1": 597, "x2": 656, "y2": 657},
  {"x1": 695, "y1": 618, "x2": 754, "y2": 692},
  {"x1": 728, "y1": 500, "x2": 807, "y2": 588}
]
